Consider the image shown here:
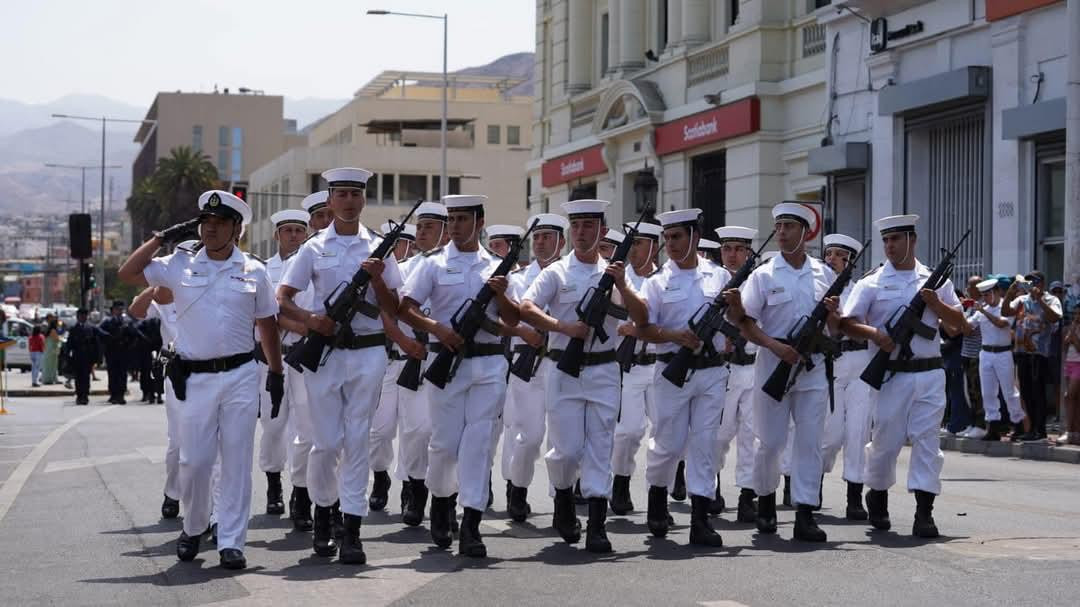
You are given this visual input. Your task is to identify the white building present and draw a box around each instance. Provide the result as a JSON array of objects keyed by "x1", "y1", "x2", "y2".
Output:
[
  {"x1": 528, "y1": 0, "x2": 832, "y2": 244},
  {"x1": 811, "y1": 0, "x2": 1068, "y2": 280}
]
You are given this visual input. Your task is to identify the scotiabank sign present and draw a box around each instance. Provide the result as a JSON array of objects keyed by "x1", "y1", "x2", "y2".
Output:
[
  {"x1": 541, "y1": 145, "x2": 606, "y2": 188},
  {"x1": 654, "y1": 97, "x2": 760, "y2": 156}
]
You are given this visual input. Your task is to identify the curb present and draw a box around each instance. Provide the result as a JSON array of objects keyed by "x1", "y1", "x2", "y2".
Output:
[
  {"x1": 6, "y1": 390, "x2": 110, "y2": 398},
  {"x1": 940, "y1": 436, "x2": 1080, "y2": 465}
]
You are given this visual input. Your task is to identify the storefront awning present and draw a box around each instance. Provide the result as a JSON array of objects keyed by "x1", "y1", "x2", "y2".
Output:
[
  {"x1": 878, "y1": 66, "x2": 990, "y2": 116},
  {"x1": 654, "y1": 98, "x2": 760, "y2": 156},
  {"x1": 808, "y1": 142, "x2": 870, "y2": 176},
  {"x1": 541, "y1": 145, "x2": 606, "y2": 188},
  {"x1": 1002, "y1": 98, "x2": 1065, "y2": 140}
]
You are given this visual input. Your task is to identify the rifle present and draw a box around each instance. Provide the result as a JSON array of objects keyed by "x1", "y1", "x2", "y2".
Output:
[
  {"x1": 285, "y1": 199, "x2": 423, "y2": 372},
  {"x1": 860, "y1": 229, "x2": 972, "y2": 390},
  {"x1": 423, "y1": 218, "x2": 541, "y2": 389},
  {"x1": 509, "y1": 331, "x2": 547, "y2": 381},
  {"x1": 396, "y1": 320, "x2": 428, "y2": 391},
  {"x1": 761, "y1": 240, "x2": 870, "y2": 401},
  {"x1": 660, "y1": 230, "x2": 776, "y2": 388},
  {"x1": 555, "y1": 207, "x2": 651, "y2": 378},
  {"x1": 615, "y1": 331, "x2": 640, "y2": 373}
]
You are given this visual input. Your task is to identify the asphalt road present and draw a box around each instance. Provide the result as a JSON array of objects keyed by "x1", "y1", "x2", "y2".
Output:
[{"x1": 1, "y1": 395, "x2": 1079, "y2": 607}]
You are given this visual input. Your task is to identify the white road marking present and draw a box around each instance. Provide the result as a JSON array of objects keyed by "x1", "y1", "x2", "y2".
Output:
[
  {"x1": 43, "y1": 446, "x2": 167, "y2": 473},
  {"x1": 483, "y1": 518, "x2": 546, "y2": 538},
  {"x1": 0, "y1": 406, "x2": 116, "y2": 525},
  {"x1": 0, "y1": 444, "x2": 40, "y2": 450},
  {"x1": 699, "y1": 601, "x2": 751, "y2": 607}
]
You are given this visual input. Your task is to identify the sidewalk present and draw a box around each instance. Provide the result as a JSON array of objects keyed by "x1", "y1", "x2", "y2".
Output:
[
  {"x1": 2, "y1": 368, "x2": 109, "y2": 398},
  {"x1": 941, "y1": 433, "x2": 1080, "y2": 465}
]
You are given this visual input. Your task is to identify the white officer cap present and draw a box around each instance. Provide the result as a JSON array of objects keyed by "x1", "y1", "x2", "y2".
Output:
[
  {"x1": 486, "y1": 225, "x2": 526, "y2": 240},
  {"x1": 198, "y1": 190, "x2": 251, "y2": 226},
  {"x1": 322, "y1": 167, "x2": 373, "y2": 188},
  {"x1": 561, "y1": 199, "x2": 610, "y2": 219},
  {"x1": 270, "y1": 209, "x2": 310, "y2": 229},
  {"x1": 379, "y1": 222, "x2": 417, "y2": 241},
  {"x1": 823, "y1": 233, "x2": 862, "y2": 256},
  {"x1": 873, "y1": 214, "x2": 920, "y2": 235},
  {"x1": 633, "y1": 222, "x2": 664, "y2": 240},
  {"x1": 301, "y1": 190, "x2": 329, "y2": 212},
  {"x1": 976, "y1": 278, "x2": 998, "y2": 293},
  {"x1": 442, "y1": 194, "x2": 488, "y2": 211},
  {"x1": 698, "y1": 238, "x2": 720, "y2": 252},
  {"x1": 714, "y1": 226, "x2": 757, "y2": 243},
  {"x1": 657, "y1": 208, "x2": 702, "y2": 229},
  {"x1": 527, "y1": 213, "x2": 570, "y2": 234},
  {"x1": 602, "y1": 229, "x2": 625, "y2": 245},
  {"x1": 771, "y1": 202, "x2": 816, "y2": 232},
  {"x1": 416, "y1": 201, "x2": 449, "y2": 221}
]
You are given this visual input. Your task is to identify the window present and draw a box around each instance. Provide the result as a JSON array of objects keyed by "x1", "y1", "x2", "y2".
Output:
[
  {"x1": 368, "y1": 173, "x2": 379, "y2": 203},
  {"x1": 507, "y1": 125, "x2": 521, "y2": 146},
  {"x1": 601, "y1": 13, "x2": 610, "y2": 74},
  {"x1": 729, "y1": 0, "x2": 739, "y2": 26},
  {"x1": 814, "y1": 0, "x2": 831, "y2": 8},
  {"x1": 399, "y1": 174, "x2": 427, "y2": 203},
  {"x1": 381, "y1": 173, "x2": 395, "y2": 205},
  {"x1": 432, "y1": 176, "x2": 462, "y2": 198},
  {"x1": 658, "y1": 0, "x2": 668, "y2": 52},
  {"x1": 219, "y1": 126, "x2": 230, "y2": 147},
  {"x1": 232, "y1": 127, "x2": 243, "y2": 147},
  {"x1": 231, "y1": 149, "x2": 242, "y2": 182},
  {"x1": 218, "y1": 149, "x2": 228, "y2": 176},
  {"x1": 1037, "y1": 154, "x2": 1066, "y2": 281},
  {"x1": 487, "y1": 125, "x2": 501, "y2": 145},
  {"x1": 192, "y1": 125, "x2": 203, "y2": 152}
]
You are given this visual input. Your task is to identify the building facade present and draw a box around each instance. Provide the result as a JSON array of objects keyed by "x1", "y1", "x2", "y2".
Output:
[
  {"x1": 248, "y1": 69, "x2": 533, "y2": 258},
  {"x1": 811, "y1": 0, "x2": 1068, "y2": 280},
  {"x1": 528, "y1": 0, "x2": 831, "y2": 245}
]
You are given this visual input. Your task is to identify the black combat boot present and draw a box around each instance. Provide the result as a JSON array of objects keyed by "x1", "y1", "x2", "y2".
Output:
[
  {"x1": 176, "y1": 531, "x2": 200, "y2": 561},
  {"x1": 845, "y1": 482, "x2": 868, "y2": 521},
  {"x1": 449, "y1": 493, "x2": 460, "y2": 535},
  {"x1": 670, "y1": 461, "x2": 687, "y2": 501},
  {"x1": 429, "y1": 496, "x2": 454, "y2": 548},
  {"x1": 810, "y1": 474, "x2": 824, "y2": 512},
  {"x1": 736, "y1": 488, "x2": 758, "y2": 523},
  {"x1": 291, "y1": 486, "x2": 314, "y2": 532},
  {"x1": 161, "y1": 494, "x2": 180, "y2": 519},
  {"x1": 507, "y1": 482, "x2": 531, "y2": 522},
  {"x1": 331, "y1": 500, "x2": 344, "y2": 539},
  {"x1": 312, "y1": 504, "x2": 338, "y2": 557},
  {"x1": 782, "y1": 475, "x2": 792, "y2": 507},
  {"x1": 369, "y1": 470, "x2": 391, "y2": 512},
  {"x1": 553, "y1": 487, "x2": 582, "y2": 543},
  {"x1": 219, "y1": 548, "x2": 246, "y2": 570},
  {"x1": 505, "y1": 480, "x2": 513, "y2": 509},
  {"x1": 340, "y1": 513, "x2": 366, "y2": 564},
  {"x1": 610, "y1": 474, "x2": 634, "y2": 515},
  {"x1": 866, "y1": 489, "x2": 891, "y2": 530},
  {"x1": 266, "y1": 472, "x2": 285, "y2": 515},
  {"x1": 400, "y1": 478, "x2": 412, "y2": 514},
  {"x1": 689, "y1": 495, "x2": 724, "y2": 547},
  {"x1": 459, "y1": 507, "x2": 487, "y2": 558},
  {"x1": 646, "y1": 485, "x2": 671, "y2": 538},
  {"x1": 487, "y1": 478, "x2": 494, "y2": 510},
  {"x1": 586, "y1": 497, "x2": 612, "y2": 553},
  {"x1": 793, "y1": 504, "x2": 827, "y2": 542},
  {"x1": 573, "y1": 479, "x2": 586, "y2": 505},
  {"x1": 755, "y1": 492, "x2": 778, "y2": 534},
  {"x1": 709, "y1": 475, "x2": 725, "y2": 515},
  {"x1": 402, "y1": 478, "x2": 428, "y2": 527},
  {"x1": 912, "y1": 490, "x2": 940, "y2": 538}
]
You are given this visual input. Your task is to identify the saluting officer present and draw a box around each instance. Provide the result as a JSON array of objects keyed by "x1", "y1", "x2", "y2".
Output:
[
  {"x1": 634, "y1": 208, "x2": 731, "y2": 547},
  {"x1": 118, "y1": 189, "x2": 284, "y2": 570},
  {"x1": 398, "y1": 194, "x2": 520, "y2": 558},
  {"x1": 278, "y1": 168, "x2": 403, "y2": 565},
  {"x1": 502, "y1": 213, "x2": 568, "y2": 521},
  {"x1": 835, "y1": 215, "x2": 964, "y2": 538},
  {"x1": 736, "y1": 202, "x2": 835, "y2": 543}
]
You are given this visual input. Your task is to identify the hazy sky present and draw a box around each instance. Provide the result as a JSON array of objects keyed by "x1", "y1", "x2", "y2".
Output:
[{"x1": 1, "y1": 0, "x2": 536, "y2": 107}]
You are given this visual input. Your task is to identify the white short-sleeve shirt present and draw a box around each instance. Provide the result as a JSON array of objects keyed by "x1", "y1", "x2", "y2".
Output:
[
  {"x1": 400, "y1": 242, "x2": 504, "y2": 345},
  {"x1": 974, "y1": 303, "x2": 1012, "y2": 347},
  {"x1": 521, "y1": 252, "x2": 621, "y2": 353},
  {"x1": 639, "y1": 259, "x2": 732, "y2": 355},
  {"x1": 507, "y1": 259, "x2": 548, "y2": 348}
]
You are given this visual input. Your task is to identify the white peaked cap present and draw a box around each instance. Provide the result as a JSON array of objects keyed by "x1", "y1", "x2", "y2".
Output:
[
  {"x1": 823, "y1": 233, "x2": 862, "y2": 255},
  {"x1": 301, "y1": 190, "x2": 329, "y2": 212},
  {"x1": 976, "y1": 278, "x2": 998, "y2": 293},
  {"x1": 873, "y1": 214, "x2": 920, "y2": 235},
  {"x1": 561, "y1": 199, "x2": 610, "y2": 217},
  {"x1": 442, "y1": 194, "x2": 488, "y2": 210},
  {"x1": 416, "y1": 201, "x2": 449, "y2": 220},
  {"x1": 322, "y1": 167, "x2": 373, "y2": 186},
  {"x1": 197, "y1": 190, "x2": 251, "y2": 225},
  {"x1": 698, "y1": 238, "x2": 720, "y2": 251},
  {"x1": 379, "y1": 222, "x2": 417, "y2": 240},
  {"x1": 486, "y1": 225, "x2": 526, "y2": 239},
  {"x1": 714, "y1": 226, "x2": 757, "y2": 242},
  {"x1": 270, "y1": 209, "x2": 310, "y2": 227},
  {"x1": 633, "y1": 222, "x2": 664, "y2": 239},
  {"x1": 657, "y1": 208, "x2": 702, "y2": 228},
  {"x1": 771, "y1": 202, "x2": 816, "y2": 232},
  {"x1": 602, "y1": 229, "x2": 625, "y2": 244},
  {"x1": 527, "y1": 213, "x2": 569, "y2": 233}
]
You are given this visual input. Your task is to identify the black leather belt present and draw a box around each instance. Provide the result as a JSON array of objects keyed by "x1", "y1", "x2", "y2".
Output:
[
  {"x1": 777, "y1": 338, "x2": 828, "y2": 355},
  {"x1": 840, "y1": 341, "x2": 868, "y2": 352},
  {"x1": 729, "y1": 352, "x2": 756, "y2": 366},
  {"x1": 545, "y1": 349, "x2": 617, "y2": 366},
  {"x1": 429, "y1": 342, "x2": 505, "y2": 359},
  {"x1": 657, "y1": 352, "x2": 728, "y2": 369},
  {"x1": 982, "y1": 345, "x2": 1012, "y2": 353},
  {"x1": 886, "y1": 357, "x2": 943, "y2": 373},
  {"x1": 388, "y1": 348, "x2": 410, "y2": 361},
  {"x1": 254, "y1": 343, "x2": 294, "y2": 364},
  {"x1": 338, "y1": 333, "x2": 387, "y2": 350},
  {"x1": 633, "y1": 353, "x2": 656, "y2": 366},
  {"x1": 178, "y1": 350, "x2": 255, "y2": 374}
]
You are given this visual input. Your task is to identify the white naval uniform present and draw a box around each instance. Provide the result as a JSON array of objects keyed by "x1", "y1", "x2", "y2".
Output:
[
  {"x1": 147, "y1": 301, "x2": 180, "y2": 502},
  {"x1": 281, "y1": 254, "x2": 315, "y2": 489},
  {"x1": 523, "y1": 253, "x2": 622, "y2": 499},
  {"x1": 973, "y1": 303, "x2": 1024, "y2": 424},
  {"x1": 715, "y1": 336, "x2": 758, "y2": 490},
  {"x1": 742, "y1": 254, "x2": 836, "y2": 507},
  {"x1": 143, "y1": 245, "x2": 278, "y2": 552},
  {"x1": 640, "y1": 259, "x2": 732, "y2": 498},
  {"x1": 841, "y1": 261, "x2": 960, "y2": 495},
  {"x1": 280, "y1": 222, "x2": 403, "y2": 517},
  {"x1": 392, "y1": 254, "x2": 434, "y2": 484},
  {"x1": 821, "y1": 281, "x2": 873, "y2": 483},
  {"x1": 401, "y1": 242, "x2": 508, "y2": 511},
  {"x1": 502, "y1": 259, "x2": 553, "y2": 489},
  {"x1": 612, "y1": 263, "x2": 657, "y2": 478},
  {"x1": 257, "y1": 253, "x2": 291, "y2": 474}
]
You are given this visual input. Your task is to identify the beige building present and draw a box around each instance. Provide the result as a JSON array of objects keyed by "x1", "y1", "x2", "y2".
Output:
[
  {"x1": 132, "y1": 91, "x2": 305, "y2": 189},
  {"x1": 248, "y1": 69, "x2": 533, "y2": 259},
  {"x1": 529, "y1": 0, "x2": 831, "y2": 250}
]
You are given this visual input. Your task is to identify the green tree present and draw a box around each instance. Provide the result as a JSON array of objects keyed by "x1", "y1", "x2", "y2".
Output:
[{"x1": 126, "y1": 146, "x2": 218, "y2": 245}]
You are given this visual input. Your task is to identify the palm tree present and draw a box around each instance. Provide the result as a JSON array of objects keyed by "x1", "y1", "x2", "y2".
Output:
[{"x1": 153, "y1": 146, "x2": 219, "y2": 227}]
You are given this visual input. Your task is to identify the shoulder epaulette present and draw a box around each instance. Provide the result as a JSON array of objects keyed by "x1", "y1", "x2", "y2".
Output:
[
  {"x1": 861, "y1": 264, "x2": 884, "y2": 281},
  {"x1": 510, "y1": 265, "x2": 528, "y2": 275},
  {"x1": 246, "y1": 252, "x2": 266, "y2": 265},
  {"x1": 176, "y1": 241, "x2": 203, "y2": 255},
  {"x1": 645, "y1": 268, "x2": 661, "y2": 278},
  {"x1": 423, "y1": 246, "x2": 445, "y2": 257},
  {"x1": 300, "y1": 229, "x2": 323, "y2": 245},
  {"x1": 281, "y1": 249, "x2": 299, "y2": 262}
]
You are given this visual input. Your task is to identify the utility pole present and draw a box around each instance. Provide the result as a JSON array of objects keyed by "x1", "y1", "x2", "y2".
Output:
[{"x1": 1066, "y1": 0, "x2": 1079, "y2": 291}]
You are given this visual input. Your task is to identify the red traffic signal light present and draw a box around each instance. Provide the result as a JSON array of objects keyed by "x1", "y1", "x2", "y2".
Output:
[{"x1": 231, "y1": 183, "x2": 248, "y2": 200}]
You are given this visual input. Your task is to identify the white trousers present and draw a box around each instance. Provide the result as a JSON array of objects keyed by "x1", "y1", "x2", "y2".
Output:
[
  {"x1": 163, "y1": 378, "x2": 181, "y2": 500},
  {"x1": 647, "y1": 365, "x2": 727, "y2": 498},
  {"x1": 753, "y1": 377, "x2": 827, "y2": 507},
  {"x1": 370, "y1": 359, "x2": 405, "y2": 472},
  {"x1": 864, "y1": 369, "x2": 946, "y2": 494},
  {"x1": 545, "y1": 361, "x2": 620, "y2": 498},
  {"x1": 503, "y1": 359, "x2": 553, "y2": 487},
  {"x1": 257, "y1": 361, "x2": 290, "y2": 473},
  {"x1": 715, "y1": 363, "x2": 756, "y2": 489},
  {"x1": 822, "y1": 350, "x2": 872, "y2": 483},
  {"x1": 426, "y1": 355, "x2": 508, "y2": 510},
  {"x1": 285, "y1": 363, "x2": 312, "y2": 487},
  {"x1": 979, "y1": 350, "x2": 1025, "y2": 423},
  {"x1": 612, "y1": 363, "x2": 655, "y2": 477},
  {"x1": 178, "y1": 361, "x2": 258, "y2": 551},
  {"x1": 393, "y1": 360, "x2": 431, "y2": 482},
  {"x1": 303, "y1": 346, "x2": 386, "y2": 516}
]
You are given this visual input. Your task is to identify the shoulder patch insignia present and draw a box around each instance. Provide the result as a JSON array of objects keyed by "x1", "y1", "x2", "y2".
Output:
[
  {"x1": 422, "y1": 246, "x2": 445, "y2": 257},
  {"x1": 861, "y1": 264, "x2": 883, "y2": 281},
  {"x1": 300, "y1": 229, "x2": 323, "y2": 245},
  {"x1": 246, "y1": 252, "x2": 266, "y2": 265}
]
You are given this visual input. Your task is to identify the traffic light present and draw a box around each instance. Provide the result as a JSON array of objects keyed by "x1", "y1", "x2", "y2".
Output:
[
  {"x1": 231, "y1": 183, "x2": 248, "y2": 200},
  {"x1": 81, "y1": 263, "x2": 96, "y2": 292}
]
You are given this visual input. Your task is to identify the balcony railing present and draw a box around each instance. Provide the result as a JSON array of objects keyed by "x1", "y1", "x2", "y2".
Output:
[
  {"x1": 802, "y1": 22, "x2": 827, "y2": 58},
  {"x1": 687, "y1": 44, "x2": 730, "y2": 86}
]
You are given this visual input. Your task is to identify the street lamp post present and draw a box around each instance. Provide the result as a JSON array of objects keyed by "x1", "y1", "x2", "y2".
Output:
[
  {"x1": 368, "y1": 9, "x2": 448, "y2": 199},
  {"x1": 45, "y1": 163, "x2": 121, "y2": 213},
  {"x1": 52, "y1": 113, "x2": 155, "y2": 310}
]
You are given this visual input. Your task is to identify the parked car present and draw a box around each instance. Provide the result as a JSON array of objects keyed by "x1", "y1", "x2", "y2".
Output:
[{"x1": 1, "y1": 317, "x2": 37, "y2": 370}]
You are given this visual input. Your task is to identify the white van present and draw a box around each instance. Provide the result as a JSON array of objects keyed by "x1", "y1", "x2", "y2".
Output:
[{"x1": 1, "y1": 317, "x2": 36, "y2": 370}]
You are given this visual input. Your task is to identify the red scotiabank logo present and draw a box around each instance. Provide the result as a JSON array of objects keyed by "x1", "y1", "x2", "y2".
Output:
[
  {"x1": 801, "y1": 203, "x2": 822, "y2": 241},
  {"x1": 560, "y1": 157, "x2": 585, "y2": 178}
]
